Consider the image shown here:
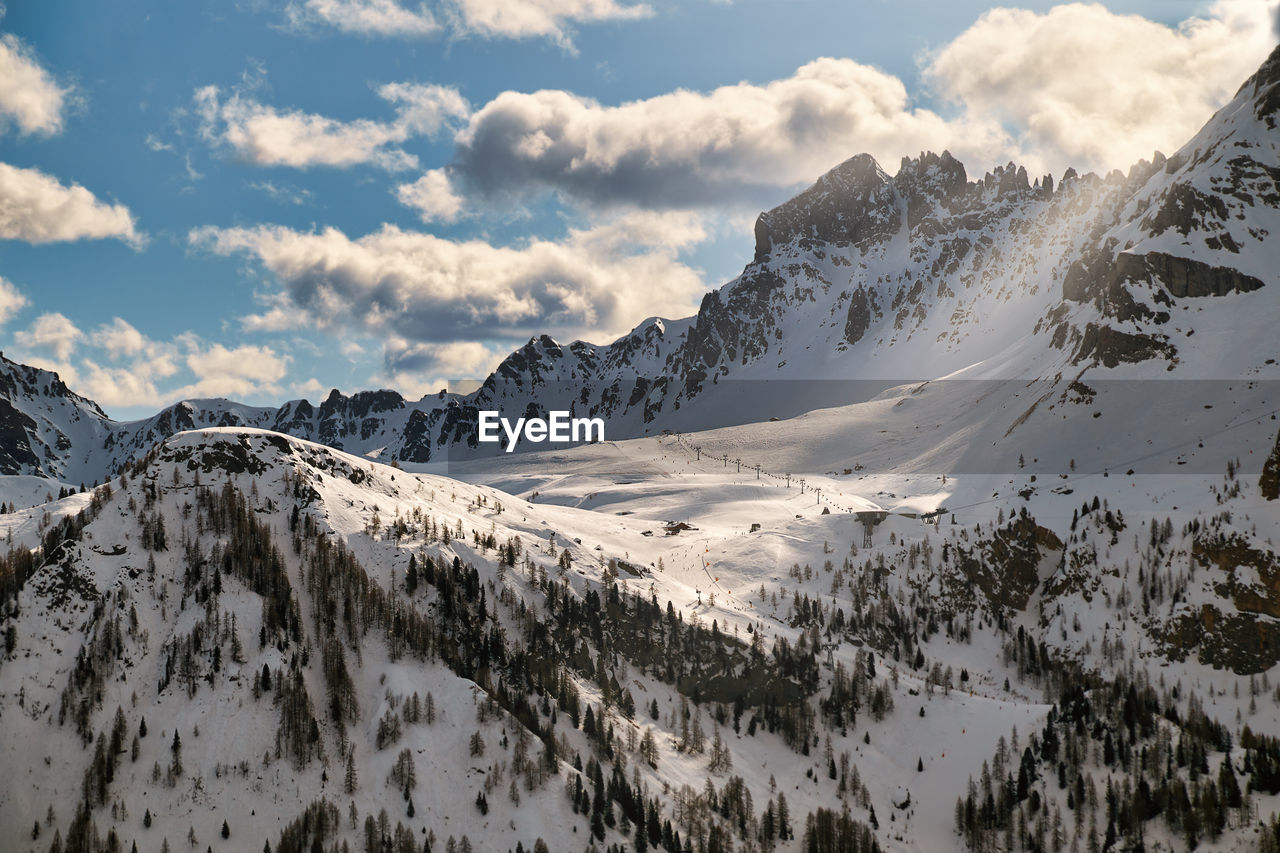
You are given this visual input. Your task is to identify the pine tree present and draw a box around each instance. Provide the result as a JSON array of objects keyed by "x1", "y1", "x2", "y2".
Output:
[
  {"x1": 345, "y1": 750, "x2": 358, "y2": 793},
  {"x1": 776, "y1": 792, "x2": 791, "y2": 840}
]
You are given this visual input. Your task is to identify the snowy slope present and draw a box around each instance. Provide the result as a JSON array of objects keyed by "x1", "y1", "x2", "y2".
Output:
[{"x1": 0, "y1": 418, "x2": 1277, "y2": 852}]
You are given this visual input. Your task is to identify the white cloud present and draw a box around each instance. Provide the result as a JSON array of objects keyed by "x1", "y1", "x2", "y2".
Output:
[
  {"x1": 293, "y1": 376, "x2": 328, "y2": 397},
  {"x1": 144, "y1": 133, "x2": 174, "y2": 152},
  {"x1": 180, "y1": 342, "x2": 289, "y2": 399},
  {"x1": 96, "y1": 317, "x2": 149, "y2": 359},
  {"x1": 286, "y1": 0, "x2": 650, "y2": 46},
  {"x1": 440, "y1": 57, "x2": 1011, "y2": 211},
  {"x1": 289, "y1": 0, "x2": 440, "y2": 37},
  {"x1": 0, "y1": 276, "x2": 27, "y2": 327},
  {"x1": 190, "y1": 209, "x2": 708, "y2": 346},
  {"x1": 250, "y1": 180, "x2": 315, "y2": 206},
  {"x1": 11, "y1": 314, "x2": 290, "y2": 411},
  {"x1": 924, "y1": 0, "x2": 1280, "y2": 175},
  {"x1": 385, "y1": 337, "x2": 501, "y2": 375},
  {"x1": 426, "y1": 1, "x2": 1279, "y2": 213},
  {"x1": 447, "y1": 0, "x2": 652, "y2": 47},
  {"x1": 74, "y1": 358, "x2": 176, "y2": 411},
  {"x1": 15, "y1": 312, "x2": 84, "y2": 361},
  {"x1": 57, "y1": 318, "x2": 182, "y2": 410},
  {"x1": 396, "y1": 168, "x2": 465, "y2": 222},
  {"x1": 383, "y1": 338, "x2": 504, "y2": 398},
  {"x1": 0, "y1": 162, "x2": 141, "y2": 245},
  {"x1": 195, "y1": 81, "x2": 469, "y2": 171},
  {"x1": 0, "y1": 33, "x2": 71, "y2": 135}
]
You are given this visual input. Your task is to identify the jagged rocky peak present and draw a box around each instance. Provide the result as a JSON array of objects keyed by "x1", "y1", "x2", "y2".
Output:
[
  {"x1": 630, "y1": 316, "x2": 668, "y2": 339},
  {"x1": 1243, "y1": 41, "x2": 1280, "y2": 126},
  {"x1": 0, "y1": 351, "x2": 107, "y2": 418},
  {"x1": 977, "y1": 161, "x2": 1033, "y2": 199},
  {"x1": 751, "y1": 148, "x2": 1058, "y2": 262},
  {"x1": 893, "y1": 150, "x2": 968, "y2": 230},
  {"x1": 753, "y1": 152, "x2": 896, "y2": 260},
  {"x1": 489, "y1": 334, "x2": 574, "y2": 386},
  {"x1": 317, "y1": 387, "x2": 405, "y2": 422}
]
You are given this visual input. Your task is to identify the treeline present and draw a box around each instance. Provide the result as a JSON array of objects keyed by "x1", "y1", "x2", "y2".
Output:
[{"x1": 956, "y1": 663, "x2": 1267, "y2": 851}]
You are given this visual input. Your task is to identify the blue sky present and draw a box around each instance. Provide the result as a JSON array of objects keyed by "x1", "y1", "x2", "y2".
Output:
[{"x1": 0, "y1": 0, "x2": 1275, "y2": 418}]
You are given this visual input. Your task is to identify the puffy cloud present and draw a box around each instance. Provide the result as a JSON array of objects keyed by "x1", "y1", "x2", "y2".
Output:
[
  {"x1": 384, "y1": 338, "x2": 499, "y2": 375},
  {"x1": 84, "y1": 340, "x2": 285, "y2": 409},
  {"x1": 181, "y1": 343, "x2": 289, "y2": 399},
  {"x1": 383, "y1": 338, "x2": 505, "y2": 398},
  {"x1": 0, "y1": 33, "x2": 71, "y2": 135},
  {"x1": 420, "y1": 1, "x2": 1278, "y2": 213},
  {"x1": 0, "y1": 162, "x2": 141, "y2": 245},
  {"x1": 57, "y1": 319, "x2": 182, "y2": 410},
  {"x1": 448, "y1": 0, "x2": 652, "y2": 46},
  {"x1": 925, "y1": 0, "x2": 1280, "y2": 175},
  {"x1": 96, "y1": 317, "x2": 150, "y2": 359},
  {"x1": 11, "y1": 314, "x2": 289, "y2": 411},
  {"x1": 289, "y1": 0, "x2": 440, "y2": 37},
  {"x1": 293, "y1": 376, "x2": 328, "y2": 397},
  {"x1": 439, "y1": 57, "x2": 1010, "y2": 211},
  {"x1": 15, "y1": 312, "x2": 84, "y2": 361},
  {"x1": 190, "y1": 209, "x2": 708, "y2": 345},
  {"x1": 396, "y1": 168, "x2": 466, "y2": 222},
  {"x1": 75, "y1": 358, "x2": 177, "y2": 411},
  {"x1": 0, "y1": 277, "x2": 27, "y2": 327},
  {"x1": 376, "y1": 82, "x2": 472, "y2": 134},
  {"x1": 195, "y1": 82, "x2": 469, "y2": 171}
]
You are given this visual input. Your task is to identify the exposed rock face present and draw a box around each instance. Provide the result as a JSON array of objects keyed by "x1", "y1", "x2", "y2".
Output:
[
  {"x1": 1067, "y1": 249, "x2": 1265, "y2": 305},
  {"x1": 1161, "y1": 606, "x2": 1280, "y2": 674},
  {"x1": 1140, "y1": 183, "x2": 1231, "y2": 239},
  {"x1": 844, "y1": 286, "x2": 874, "y2": 345},
  {"x1": 678, "y1": 267, "x2": 788, "y2": 396},
  {"x1": 752, "y1": 154, "x2": 897, "y2": 261},
  {"x1": 0, "y1": 397, "x2": 41, "y2": 475},
  {"x1": 893, "y1": 150, "x2": 969, "y2": 232},
  {"x1": 945, "y1": 515, "x2": 1063, "y2": 613},
  {"x1": 1071, "y1": 322, "x2": 1175, "y2": 369},
  {"x1": 1152, "y1": 533, "x2": 1280, "y2": 673},
  {"x1": 1246, "y1": 41, "x2": 1280, "y2": 127},
  {"x1": 0, "y1": 353, "x2": 111, "y2": 477},
  {"x1": 1120, "y1": 251, "x2": 1264, "y2": 299}
]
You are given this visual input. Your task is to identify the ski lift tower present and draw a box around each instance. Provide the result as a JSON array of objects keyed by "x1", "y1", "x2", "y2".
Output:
[{"x1": 855, "y1": 510, "x2": 889, "y2": 548}]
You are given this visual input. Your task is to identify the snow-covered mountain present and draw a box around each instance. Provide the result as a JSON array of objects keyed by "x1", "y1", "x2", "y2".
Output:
[
  {"x1": 6, "y1": 45, "x2": 1280, "y2": 490},
  {"x1": 4, "y1": 43, "x2": 1280, "y2": 853},
  {"x1": 3, "y1": 408, "x2": 1280, "y2": 852}
]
